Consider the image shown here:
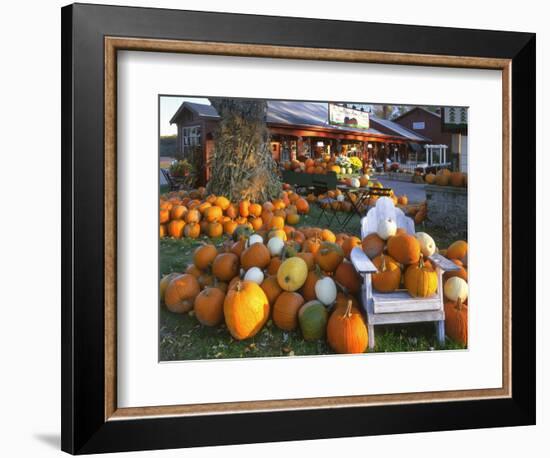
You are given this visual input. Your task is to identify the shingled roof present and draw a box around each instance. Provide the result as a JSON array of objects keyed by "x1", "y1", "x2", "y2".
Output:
[
  {"x1": 370, "y1": 116, "x2": 431, "y2": 142},
  {"x1": 169, "y1": 101, "x2": 220, "y2": 124},
  {"x1": 170, "y1": 99, "x2": 426, "y2": 142}
]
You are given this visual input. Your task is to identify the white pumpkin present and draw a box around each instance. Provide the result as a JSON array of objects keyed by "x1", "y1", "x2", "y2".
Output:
[
  {"x1": 244, "y1": 267, "x2": 264, "y2": 285},
  {"x1": 267, "y1": 236, "x2": 285, "y2": 256},
  {"x1": 415, "y1": 232, "x2": 437, "y2": 257},
  {"x1": 376, "y1": 218, "x2": 397, "y2": 240},
  {"x1": 350, "y1": 178, "x2": 361, "y2": 188},
  {"x1": 347, "y1": 167, "x2": 353, "y2": 175},
  {"x1": 336, "y1": 194, "x2": 346, "y2": 202},
  {"x1": 444, "y1": 277, "x2": 469, "y2": 302},
  {"x1": 248, "y1": 234, "x2": 264, "y2": 246},
  {"x1": 315, "y1": 277, "x2": 337, "y2": 306}
]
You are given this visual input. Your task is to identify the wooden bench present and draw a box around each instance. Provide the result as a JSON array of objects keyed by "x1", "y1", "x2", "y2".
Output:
[{"x1": 350, "y1": 197, "x2": 460, "y2": 349}]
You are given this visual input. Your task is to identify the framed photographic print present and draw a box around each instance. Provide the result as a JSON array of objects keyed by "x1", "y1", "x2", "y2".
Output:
[{"x1": 61, "y1": 3, "x2": 536, "y2": 454}]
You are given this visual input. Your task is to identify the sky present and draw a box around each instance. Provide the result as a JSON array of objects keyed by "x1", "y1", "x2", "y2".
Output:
[{"x1": 160, "y1": 96, "x2": 210, "y2": 136}]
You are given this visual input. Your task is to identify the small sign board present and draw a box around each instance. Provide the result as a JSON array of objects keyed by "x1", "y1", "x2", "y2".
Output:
[{"x1": 328, "y1": 103, "x2": 370, "y2": 130}]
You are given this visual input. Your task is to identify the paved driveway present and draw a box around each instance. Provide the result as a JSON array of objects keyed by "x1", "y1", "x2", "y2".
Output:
[{"x1": 376, "y1": 178, "x2": 426, "y2": 204}]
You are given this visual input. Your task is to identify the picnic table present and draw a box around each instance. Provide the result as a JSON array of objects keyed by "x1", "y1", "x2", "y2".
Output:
[{"x1": 336, "y1": 184, "x2": 393, "y2": 230}]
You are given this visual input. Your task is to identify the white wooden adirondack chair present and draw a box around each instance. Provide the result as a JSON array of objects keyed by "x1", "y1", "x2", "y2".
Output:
[{"x1": 350, "y1": 197, "x2": 459, "y2": 349}]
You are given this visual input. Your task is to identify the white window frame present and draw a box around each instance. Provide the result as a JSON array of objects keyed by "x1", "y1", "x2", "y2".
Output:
[{"x1": 181, "y1": 125, "x2": 201, "y2": 156}]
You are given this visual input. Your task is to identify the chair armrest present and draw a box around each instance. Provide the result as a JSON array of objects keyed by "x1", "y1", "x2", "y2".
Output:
[
  {"x1": 428, "y1": 253, "x2": 461, "y2": 271},
  {"x1": 350, "y1": 247, "x2": 378, "y2": 274}
]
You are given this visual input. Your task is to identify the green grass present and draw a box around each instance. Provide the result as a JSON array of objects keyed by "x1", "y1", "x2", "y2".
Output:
[{"x1": 159, "y1": 203, "x2": 466, "y2": 361}]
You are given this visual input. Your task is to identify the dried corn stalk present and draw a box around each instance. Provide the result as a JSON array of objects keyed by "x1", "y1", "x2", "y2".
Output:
[{"x1": 206, "y1": 99, "x2": 282, "y2": 202}]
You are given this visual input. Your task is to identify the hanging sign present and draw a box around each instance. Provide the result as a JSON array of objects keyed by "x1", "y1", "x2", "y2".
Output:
[{"x1": 328, "y1": 103, "x2": 370, "y2": 129}]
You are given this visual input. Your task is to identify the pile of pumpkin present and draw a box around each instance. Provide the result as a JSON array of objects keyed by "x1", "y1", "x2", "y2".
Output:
[
  {"x1": 424, "y1": 168, "x2": 468, "y2": 188},
  {"x1": 160, "y1": 226, "x2": 371, "y2": 354},
  {"x1": 159, "y1": 188, "x2": 310, "y2": 240},
  {"x1": 281, "y1": 154, "x2": 359, "y2": 175},
  {"x1": 364, "y1": 218, "x2": 469, "y2": 345}
]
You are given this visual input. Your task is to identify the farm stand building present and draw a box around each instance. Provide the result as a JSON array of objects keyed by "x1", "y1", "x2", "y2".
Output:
[{"x1": 170, "y1": 100, "x2": 431, "y2": 185}]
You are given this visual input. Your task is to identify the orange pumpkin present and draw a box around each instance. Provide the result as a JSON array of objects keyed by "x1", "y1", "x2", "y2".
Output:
[
  {"x1": 267, "y1": 256, "x2": 282, "y2": 276},
  {"x1": 301, "y1": 269, "x2": 323, "y2": 302},
  {"x1": 225, "y1": 204, "x2": 238, "y2": 219},
  {"x1": 260, "y1": 275, "x2": 283, "y2": 305},
  {"x1": 198, "y1": 201, "x2": 212, "y2": 214},
  {"x1": 207, "y1": 222, "x2": 223, "y2": 238},
  {"x1": 425, "y1": 173, "x2": 436, "y2": 184},
  {"x1": 230, "y1": 239, "x2": 246, "y2": 257},
  {"x1": 250, "y1": 217, "x2": 263, "y2": 231},
  {"x1": 387, "y1": 233, "x2": 421, "y2": 265},
  {"x1": 214, "y1": 196, "x2": 230, "y2": 211},
  {"x1": 327, "y1": 300, "x2": 368, "y2": 354},
  {"x1": 204, "y1": 205, "x2": 223, "y2": 223},
  {"x1": 342, "y1": 236, "x2": 362, "y2": 258},
  {"x1": 159, "y1": 272, "x2": 181, "y2": 303},
  {"x1": 240, "y1": 243, "x2": 271, "y2": 270},
  {"x1": 449, "y1": 172, "x2": 464, "y2": 187},
  {"x1": 372, "y1": 254, "x2": 401, "y2": 293},
  {"x1": 291, "y1": 230, "x2": 306, "y2": 245},
  {"x1": 444, "y1": 299, "x2": 468, "y2": 346},
  {"x1": 295, "y1": 198, "x2": 310, "y2": 214},
  {"x1": 296, "y1": 252, "x2": 315, "y2": 271},
  {"x1": 302, "y1": 237, "x2": 322, "y2": 256},
  {"x1": 272, "y1": 198, "x2": 286, "y2": 210},
  {"x1": 361, "y1": 233, "x2": 385, "y2": 259},
  {"x1": 334, "y1": 261, "x2": 361, "y2": 294},
  {"x1": 184, "y1": 209, "x2": 200, "y2": 224},
  {"x1": 262, "y1": 201, "x2": 274, "y2": 212},
  {"x1": 170, "y1": 205, "x2": 187, "y2": 220},
  {"x1": 212, "y1": 253, "x2": 240, "y2": 281},
  {"x1": 194, "y1": 287, "x2": 225, "y2": 326},
  {"x1": 434, "y1": 174, "x2": 449, "y2": 186},
  {"x1": 404, "y1": 256, "x2": 438, "y2": 297},
  {"x1": 159, "y1": 209, "x2": 170, "y2": 224},
  {"x1": 249, "y1": 203, "x2": 262, "y2": 217},
  {"x1": 273, "y1": 292, "x2": 305, "y2": 331},
  {"x1": 446, "y1": 240, "x2": 468, "y2": 266},
  {"x1": 320, "y1": 229, "x2": 336, "y2": 243},
  {"x1": 159, "y1": 224, "x2": 167, "y2": 238},
  {"x1": 193, "y1": 243, "x2": 218, "y2": 270},
  {"x1": 164, "y1": 274, "x2": 200, "y2": 313},
  {"x1": 286, "y1": 213, "x2": 300, "y2": 225},
  {"x1": 160, "y1": 201, "x2": 172, "y2": 211},
  {"x1": 224, "y1": 281, "x2": 270, "y2": 340},
  {"x1": 239, "y1": 199, "x2": 250, "y2": 218},
  {"x1": 167, "y1": 219, "x2": 186, "y2": 239},
  {"x1": 269, "y1": 215, "x2": 285, "y2": 230},
  {"x1": 223, "y1": 220, "x2": 238, "y2": 236},
  {"x1": 315, "y1": 242, "x2": 344, "y2": 272}
]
